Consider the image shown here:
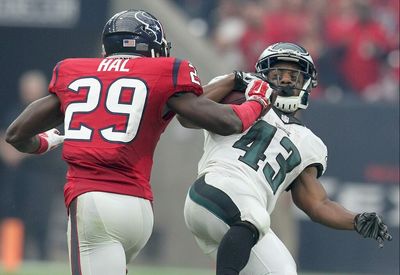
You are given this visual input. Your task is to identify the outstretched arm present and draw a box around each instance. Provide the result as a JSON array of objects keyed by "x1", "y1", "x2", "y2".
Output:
[
  {"x1": 6, "y1": 94, "x2": 64, "y2": 153},
  {"x1": 292, "y1": 166, "x2": 392, "y2": 247},
  {"x1": 168, "y1": 92, "x2": 243, "y2": 135},
  {"x1": 176, "y1": 73, "x2": 235, "y2": 128},
  {"x1": 291, "y1": 166, "x2": 355, "y2": 229},
  {"x1": 169, "y1": 79, "x2": 271, "y2": 136}
]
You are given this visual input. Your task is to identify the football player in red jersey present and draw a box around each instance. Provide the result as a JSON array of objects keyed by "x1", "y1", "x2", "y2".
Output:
[{"x1": 5, "y1": 9, "x2": 272, "y2": 275}]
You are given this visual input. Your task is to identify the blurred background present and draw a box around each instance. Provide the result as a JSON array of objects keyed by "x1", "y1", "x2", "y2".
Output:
[{"x1": 0, "y1": 0, "x2": 398, "y2": 274}]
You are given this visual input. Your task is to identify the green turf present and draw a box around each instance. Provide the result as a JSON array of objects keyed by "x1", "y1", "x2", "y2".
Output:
[
  {"x1": 0, "y1": 261, "x2": 370, "y2": 275},
  {"x1": 1, "y1": 261, "x2": 214, "y2": 275}
]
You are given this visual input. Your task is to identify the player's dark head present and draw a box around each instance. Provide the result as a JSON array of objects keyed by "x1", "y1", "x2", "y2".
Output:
[
  {"x1": 255, "y1": 42, "x2": 318, "y2": 113},
  {"x1": 102, "y1": 10, "x2": 171, "y2": 58}
]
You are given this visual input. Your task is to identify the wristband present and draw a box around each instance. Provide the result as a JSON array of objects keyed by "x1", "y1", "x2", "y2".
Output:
[
  {"x1": 230, "y1": 101, "x2": 262, "y2": 132},
  {"x1": 247, "y1": 96, "x2": 270, "y2": 116},
  {"x1": 33, "y1": 134, "x2": 49, "y2": 154}
]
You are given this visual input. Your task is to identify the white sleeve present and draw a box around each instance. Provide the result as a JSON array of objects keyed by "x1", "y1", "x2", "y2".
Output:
[{"x1": 301, "y1": 133, "x2": 328, "y2": 177}]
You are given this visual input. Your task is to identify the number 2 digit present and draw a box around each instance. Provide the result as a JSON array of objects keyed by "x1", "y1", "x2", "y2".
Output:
[
  {"x1": 188, "y1": 63, "x2": 201, "y2": 85},
  {"x1": 65, "y1": 77, "x2": 148, "y2": 143}
]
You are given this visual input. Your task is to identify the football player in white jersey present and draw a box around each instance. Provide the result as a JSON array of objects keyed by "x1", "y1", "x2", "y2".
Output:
[{"x1": 178, "y1": 42, "x2": 392, "y2": 275}]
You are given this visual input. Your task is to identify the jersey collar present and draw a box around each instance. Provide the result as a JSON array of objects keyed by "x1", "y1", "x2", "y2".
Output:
[
  {"x1": 273, "y1": 107, "x2": 304, "y2": 126},
  {"x1": 106, "y1": 54, "x2": 143, "y2": 59}
]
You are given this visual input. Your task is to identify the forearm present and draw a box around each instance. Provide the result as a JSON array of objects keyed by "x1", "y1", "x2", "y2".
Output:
[
  {"x1": 6, "y1": 111, "x2": 62, "y2": 153},
  {"x1": 10, "y1": 135, "x2": 41, "y2": 153},
  {"x1": 6, "y1": 105, "x2": 44, "y2": 153},
  {"x1": 176, "y1": 73, "x2": 236, "y2": 129},
  {"x1": 202, "y1": 73, "x2": 235, "y2": 102},
  {"x1": 171, "y1": 79, "x2": 270, "y2": 134},
  {"x1": 308, "y1": 199, "x2": 356, "y2": 230},
  {"x1": 6, "y1": 94, "x2": 64, "y2": 153},
  {"x1": 293, "y1": 156, "x2": 392, "y2": 246},
  {"x1": 182, "y1": 99, "x2": 243, "y2": 135},
  {"x1": 7, "y1": 96, "x2": 62, "y2": 136}
]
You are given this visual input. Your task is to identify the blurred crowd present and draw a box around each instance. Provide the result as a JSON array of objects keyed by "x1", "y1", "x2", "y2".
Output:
[
  {"x1": 0, "y1": 70, "x2": 66, "y2": 263},
  {"x1": 174, "y1": 0, "x2": 399, "y2": 103},
  {"x1": 0, "y1": 0, "x2": 398, "y2": 267}
]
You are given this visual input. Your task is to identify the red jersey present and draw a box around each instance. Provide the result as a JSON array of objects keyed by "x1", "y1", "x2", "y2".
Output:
[{"x1": 48, "y1": 57, "x2": 202, "y2": 207}]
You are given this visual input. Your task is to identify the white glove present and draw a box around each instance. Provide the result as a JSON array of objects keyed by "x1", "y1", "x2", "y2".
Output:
[{"x1": 35, "y1": 128, "x2": 64, "y2": 154}]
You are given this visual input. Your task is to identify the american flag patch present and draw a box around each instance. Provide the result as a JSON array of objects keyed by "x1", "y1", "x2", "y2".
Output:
[{"x1": 123, "y1": 39, "x2": 136, "y2": 47}]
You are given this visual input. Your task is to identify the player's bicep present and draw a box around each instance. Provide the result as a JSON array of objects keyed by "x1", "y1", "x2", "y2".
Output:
[
  {"x1": 6, "y1": 94, "x2": 63, "y2": 142},
  {"x1": 176, "y1": 114, "x2": 201, "y2": 129},
  {"x1": 174, "y1": 74, "x2": 236, "y2": 129},
  {"x1": 167, "y1": 92, "x2": 203, "y2": 117},
  {"x1": 291, "y1": 166, "x2": 329, "y2": 216}
]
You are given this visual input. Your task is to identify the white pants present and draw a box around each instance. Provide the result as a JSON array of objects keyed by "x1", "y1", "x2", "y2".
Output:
[
  {"x1": 184, "y1": 186, "x2": 297, "y2": 275},
  {"x1": 67, "y1": 191, "x2": 153, "y2": 275}
]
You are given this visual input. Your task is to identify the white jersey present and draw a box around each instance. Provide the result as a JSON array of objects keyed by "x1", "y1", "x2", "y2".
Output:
[{"x1": 198, "y1": 108, "x2": 328, "y2": 214}]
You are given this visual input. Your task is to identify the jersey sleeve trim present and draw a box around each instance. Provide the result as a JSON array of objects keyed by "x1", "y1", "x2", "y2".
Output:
[
  {"x1": 49, "y1": 61, "x2": 63, "y2": 94},
  {"x1": 285, "y1": 180, "x2": 296, "y2": 192},
  {"x1": 284, "y1": 163, "x2": 324, "y2": 192},
  {"x1": 306, "y1": 163, "x2": 324, "y2": 178},
  {"x1": 172, "y1": 58, "x2": 182, "y2": 88}
]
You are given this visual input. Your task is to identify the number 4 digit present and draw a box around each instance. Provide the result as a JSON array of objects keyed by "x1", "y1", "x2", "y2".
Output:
[
  {"x1": 233, "y1": 121, "x2": 276, "y2": 170},
  {"x1": 233, "y1": 120, "x2": 301, "y2": 194}
]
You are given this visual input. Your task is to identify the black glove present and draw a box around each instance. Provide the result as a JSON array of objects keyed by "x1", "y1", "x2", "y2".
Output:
[
  {"x1": 354, "y1": 212, "x2": 392, "y2": 248},
  {"x1": 233, "y1": 71, "x2": 265, "y2": 92}
]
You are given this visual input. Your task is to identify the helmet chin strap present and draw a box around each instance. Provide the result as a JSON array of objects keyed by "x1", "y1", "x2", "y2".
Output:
[{"x1": 273, "y1": 78, "x2": 311, "y2": 113}]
